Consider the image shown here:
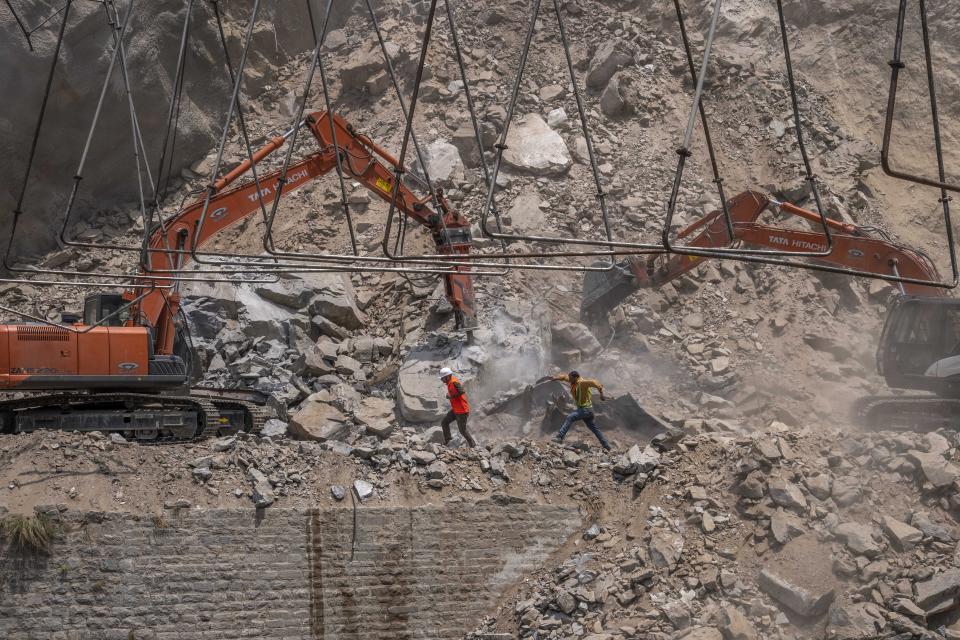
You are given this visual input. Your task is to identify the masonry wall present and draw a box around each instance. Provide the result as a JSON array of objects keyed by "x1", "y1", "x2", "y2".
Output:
[{"x1": 0, "y1": 499, "x2": 581, "y2": 639}]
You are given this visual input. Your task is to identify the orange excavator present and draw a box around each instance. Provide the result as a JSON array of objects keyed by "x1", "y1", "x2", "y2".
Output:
[
  {"x1": 0, "y1": 111, "x2": 475, "y2": 440},
  {"x1": 581, "y1": 190, "x2": 960, "y2": 429}
]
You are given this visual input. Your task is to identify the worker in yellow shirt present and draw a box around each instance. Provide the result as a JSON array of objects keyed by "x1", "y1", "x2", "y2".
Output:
[{"x1": 549, "y1": 370, "x2": 611, "y2": 451}]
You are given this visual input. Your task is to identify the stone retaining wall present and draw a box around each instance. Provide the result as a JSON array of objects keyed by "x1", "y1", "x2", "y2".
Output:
[{"x1": 0, "y1": 499, "x2": 581, "y2": 639}]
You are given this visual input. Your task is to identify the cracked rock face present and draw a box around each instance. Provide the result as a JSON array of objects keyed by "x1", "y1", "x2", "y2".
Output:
[{"x1": 0, "y1": 1, "x2": 350, "y2": 256}]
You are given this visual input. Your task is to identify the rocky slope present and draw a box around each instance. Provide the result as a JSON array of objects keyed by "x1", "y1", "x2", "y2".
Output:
[{"x1": 1, "y1": 1, "x2": 960, "y2": 638}]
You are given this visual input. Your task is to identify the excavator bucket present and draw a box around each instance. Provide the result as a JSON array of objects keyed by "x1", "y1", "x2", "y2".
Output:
[{"x1": 580, "y1": 260, "x2": 640, "y2": 324}]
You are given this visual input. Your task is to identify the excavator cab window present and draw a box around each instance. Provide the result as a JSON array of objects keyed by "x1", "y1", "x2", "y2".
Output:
[
  {"x1": 83, "y1": 294, "x2": 129, "y2": 327},
  {"x1": 879, "y1": 298, "x2": 960, "y2": 388}
]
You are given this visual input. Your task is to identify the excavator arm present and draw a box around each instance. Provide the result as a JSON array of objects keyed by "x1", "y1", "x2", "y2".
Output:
[
  {"x1": 130, "y1": 111, "x2": 475, "y2": 356},
  {"x1": 581, "y1": 190, "x2": 943, "y2": 322}
]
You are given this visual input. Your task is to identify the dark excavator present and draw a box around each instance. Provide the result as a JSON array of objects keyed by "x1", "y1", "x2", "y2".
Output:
[
  {"x1": 0, "y1": 111, "x2": 476, "y2": 440},
  {"x1": 580, "y1": 190, "x2": 960, "y2": 430}
]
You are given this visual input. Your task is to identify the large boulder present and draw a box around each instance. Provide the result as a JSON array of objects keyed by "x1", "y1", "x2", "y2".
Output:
[
  {"x1": 288, "y1": 394, "x2": 351, "y2": 441},
  {"x1": 503, "y1": 114, "x2": 572, "y2": 175}
]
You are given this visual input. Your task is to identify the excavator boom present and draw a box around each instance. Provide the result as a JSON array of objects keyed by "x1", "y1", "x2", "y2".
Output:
[
  {"x1": 582, "y1": 190, "x2": 943, "y2": 323},
  {"x1": 136, "y1": 110, "x2": 476, "y2": 356}
]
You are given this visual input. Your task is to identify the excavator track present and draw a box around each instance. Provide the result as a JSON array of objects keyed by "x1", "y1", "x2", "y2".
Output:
[
  {"x1": 0, "y1": 391, "x2": 268, "y2": 442},
  {"x1": 854, "y1": 395, "x2": 960, "y2": 432}
]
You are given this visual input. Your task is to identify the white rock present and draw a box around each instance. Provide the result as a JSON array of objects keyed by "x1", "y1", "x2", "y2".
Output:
[{"x1": 503, "y1": 114, "x2": 572, "y2": 175}]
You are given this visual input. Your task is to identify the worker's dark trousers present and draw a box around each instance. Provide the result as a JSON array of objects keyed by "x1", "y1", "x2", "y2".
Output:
[
  {"x1": 441, "y1": 410, "x2": 477, "y2": 447},
  {"x1": 557, "y1": 407, "x2": 610, "y2": 449}
]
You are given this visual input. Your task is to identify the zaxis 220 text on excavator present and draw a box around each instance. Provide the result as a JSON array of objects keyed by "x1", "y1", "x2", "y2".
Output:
[
  {"x1": 0, "y1": 111, "x2": 476, "y2": 441},
  {"x1": 581, "y1": 190, "x2": 960, "y2": 430}
]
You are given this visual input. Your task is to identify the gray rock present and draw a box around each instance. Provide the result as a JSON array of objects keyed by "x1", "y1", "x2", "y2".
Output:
[
  {"x1": 834, "y1": 522, "x2": 883, "y2": 558},
  {"x1": 804, "y1": 473, "x2": 832, "y2": 500},
  {"x1": 586, "y1": 39, "x2": 633, "y2": 90},
  {"x1": 915, "y1": 568, "x2": 960, "y2": 610},
  {"x1": 737, "y1": 471, "x2": 765, "y2": 499},
  {"x1": 911, "y1": 511, "x2": 955, "y2": 542},
  {"x1": 721, "y1": 605, "x2": 757, "y2": 640},
  {"x1": 426, "y1": 461, "x2": 448, "y2": 480},
  {"x1": 413, "y1": 140, "x2": 464, "y2": 186},
  {"x1": 758, "y1": 569, "x2": 834, "y2": 617},
  {"x1": 423, "y1": 426, "x2": 446, "y2": 445},
  {"x1": 599, "y1": 71, "x2": 632, "y2": 116},
  {"x1": 825, "y1": 603, "x2": 884, "y2": 640},
  {"x1": 353, "y1": 479, "x2": 374, "y2": 501},
  {"x1": 335, "y1": 354, "x2": 363, "y2": 377},
  {"x1": 192, "y1": 467, "x2": 213, "y2": 481},
  {"x1": 649, "y1": 530, "x2": 683, "y2": 570},
  {"x1": 881, "y1": 515, "x2": 923, "y2": 551},
  {"x1": 506, "y1": 187, "x2": 547, "y2": 234},
  {"x1": 664, "y1": 600, "x2": 691, "y2": 629},
  {"x1": 411, "y1": 449, "x2": 438, "y2": 465},
  {"x1": 248, "y1": 468, "x2": 275, "y2": 508},
  {"x1": 767, "y1": 476, "x2": 808, "y2": 511},
  {"x1": 288, "y1": 395, "x2": 350, "y2": 441},
  {"x1": 397, "y1": 338, "x2": 478, "y2": 423},
  {"x1": 502, "y1": 114, "x2": 572, "y2": 175},
  {"x1": 907, "y1": 449, "x2": 960, "y2": 488},
  {"x1": 254, "y1": 275, "x2": 318, "y2": 309},
  {"x1": 260, "y1": 419, "x2": 288, "y2": 438},
  {"x1": 311, "y1": 315, "x2": 348, "y2": 340},
  {"x1": 339, "y1": 44, "x2": 386, "y2": 91},
  {"x1": 552, "y1": 322, "x2": 602, "y2": 354},
  {"x1": 830, "y1": 475, "x2": 862, "y2": 507},
  {"x1": 584, "y1": 524, "x2": 601, "y2": 540},
  {"x1": 770, "y1": 510, "x2": 804, "y2": 545},
  {"x1": 330, "y1": 485, "x2": 346, "y2": 501},
  {"x1": 211, "y1": 436, "x2": 236, "y2": 452},
  {"x1": 555, "y1": 589, "x2": 577, "y2": 615},
  {"x1": 189, "y1": 455, "x2": 213, "y2": 469}
]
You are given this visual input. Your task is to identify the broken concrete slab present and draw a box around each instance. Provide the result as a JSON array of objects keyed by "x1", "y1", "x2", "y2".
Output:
[{"x1": 758, "y1": 569, "x2": 835, "y2": 618}]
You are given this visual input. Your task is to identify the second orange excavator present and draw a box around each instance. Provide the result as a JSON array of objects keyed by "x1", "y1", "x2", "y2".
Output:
[{"x1": 581, "y1": 190, "x2": 960, "y2": 430}]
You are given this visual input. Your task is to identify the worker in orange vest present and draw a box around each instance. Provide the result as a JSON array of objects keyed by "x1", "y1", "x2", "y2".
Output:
[{"x1": 439, "y1": 367, "x2": 477, "y2": 447}]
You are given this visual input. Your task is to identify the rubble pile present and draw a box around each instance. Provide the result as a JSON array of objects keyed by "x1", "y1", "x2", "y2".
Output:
[{"x1": 468, "y1": 426, "x2": 960, "y2": 640}]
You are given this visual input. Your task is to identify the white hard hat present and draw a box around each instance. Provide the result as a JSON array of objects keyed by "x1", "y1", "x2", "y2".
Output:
[{"x1": 438, "y1": 367, "x2": 454, "y2": 379}]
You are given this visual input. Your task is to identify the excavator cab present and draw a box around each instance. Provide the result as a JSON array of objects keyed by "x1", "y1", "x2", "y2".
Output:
[
  {"x1": 877, "y1": 296, "x2": 960, "y2": 397},
  {"x1": 83, "y1": 294, "x2": 129, "y2": 327}
]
